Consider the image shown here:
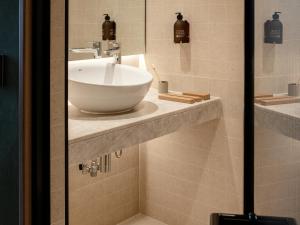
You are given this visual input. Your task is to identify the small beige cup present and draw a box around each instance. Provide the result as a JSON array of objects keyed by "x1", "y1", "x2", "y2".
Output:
[
  {"x1": 158, "y1": 81, "x2": 168, "y2": 94},
  {"x1": 288, "y1": 83, "x2": 300, "y2": 96}
]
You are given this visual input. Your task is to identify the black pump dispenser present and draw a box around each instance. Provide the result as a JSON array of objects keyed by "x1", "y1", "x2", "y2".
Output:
[
  {"x1": 176, "y1": 12, "x2": 183, "y2": 20},
  {"x1": 104, "y1": 14, "x2": 110, "y2": 21},
  {"x1": 102, "y1": 14, "x2": 116, "y2": 41},
  {"x1": 174, "y1": 12, "x2": 190, "y2": 43},
  {"x1": 264, "y1": 12, "x2": 283, "y2": 44},
  {"x1": 273, "y1": 11, "x2": 281, "y2": 20}
]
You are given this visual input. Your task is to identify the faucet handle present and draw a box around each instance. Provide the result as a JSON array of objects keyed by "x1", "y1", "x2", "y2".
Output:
[
  {"x1": 108, "y1": 41, "x2": 120, "y2": 49},
  {"x1": 90, "y1": 160, "x2": 99, "y2": 177},
  {"x1": 89, "y1": 41, "x2": 101, "y2": 49},
  {"x1": 79, "y1": 162, "x2": 91, "y2": 175},
  {"x1": 88, "y1": 41, "x2": 102, "y2": 58}
]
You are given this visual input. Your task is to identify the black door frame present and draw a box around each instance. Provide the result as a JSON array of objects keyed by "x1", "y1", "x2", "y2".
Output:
[
  {"x1": 244, "y1": 0, "x2": 255, "y2": 215},
  {"x1": 30, "y1": 0, "x2": 69, "y2": 224},
  {"x1": 29, "y1": 0, "x2": 69, "y2": 224},
  {"x1": 30, "y1": 0, "x2": 51, "y2": 224}
]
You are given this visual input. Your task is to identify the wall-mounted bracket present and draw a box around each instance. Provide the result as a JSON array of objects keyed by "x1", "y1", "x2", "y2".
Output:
[{"x1": 79, "y1": 153, "x2": 113, "y2": 177}]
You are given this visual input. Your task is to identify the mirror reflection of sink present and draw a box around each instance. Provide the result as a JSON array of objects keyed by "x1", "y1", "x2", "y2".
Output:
[{"x1": 68, "y1": 59, "x2": 153, "y2": 114}]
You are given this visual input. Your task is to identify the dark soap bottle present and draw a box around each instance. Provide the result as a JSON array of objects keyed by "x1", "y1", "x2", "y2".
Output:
[
  {"x1": 264, "y1": 12, "x2": 283, "y2": 44},
  {"x1": 174, "y1": 12, "x2": 190, "y2": 43},
  {"x1": 102, "y1": 14, "x2": 116, "y2": 41}
]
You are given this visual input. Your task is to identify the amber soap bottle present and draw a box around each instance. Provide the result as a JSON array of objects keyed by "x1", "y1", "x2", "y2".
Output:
[
  {"x1": 264, "y1": 12, "x2": 283, "y2": 44},
  {"x1": 174, "y1": 12, "x2": 190, "y2": 43},
  {"x1": 102, "y1": 14, "x2": 116, "y2": 41}
]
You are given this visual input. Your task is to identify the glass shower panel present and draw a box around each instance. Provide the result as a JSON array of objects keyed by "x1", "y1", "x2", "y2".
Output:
[{"x1": 254, "y1": 0, "x2": 300, "y2": 223}]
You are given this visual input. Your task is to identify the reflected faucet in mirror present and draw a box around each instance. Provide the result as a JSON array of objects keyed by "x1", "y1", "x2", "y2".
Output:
[
  {"x1": 69, "y1": 41, "x2": 102, "y2": 59},
  {"x1": 69, "y1": 40, "x2": 121, "y2": 64}
]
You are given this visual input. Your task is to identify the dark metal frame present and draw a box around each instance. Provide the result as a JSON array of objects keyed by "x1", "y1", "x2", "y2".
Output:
[
  {"x1": 30, "y1": 0, "x2": 69, "y2": 223},
  {"x1": 19, "y1": 0, "x2": 24, "y2": 223},
  {"x1": 244, "y1": 0, "x2": 255, "y2": 215},
  {"x1": 31, "y1": 0, "x2": 51, "y2": 224}
]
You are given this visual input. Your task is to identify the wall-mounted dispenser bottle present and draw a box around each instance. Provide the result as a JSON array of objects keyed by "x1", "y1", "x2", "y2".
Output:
[
  {"x1": 264, "y1": 12, "x2": 283, "y2": 44},
  {"x1": 102, "y1": 14, "x2": 116, "y2": 41},
  {"x1": 174, "y1": 12, "x2": 190, "y2": 44}
]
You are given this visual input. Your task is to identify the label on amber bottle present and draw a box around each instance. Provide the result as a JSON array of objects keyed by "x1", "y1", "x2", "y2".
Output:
[
  {"x1": 109, "y1": 28, "x2": 115, "y2": 36},
  {"x1": 176, "y1": 30, "x2": 185, "y2": 38},
  {"x1": 270, "y1": 29, "x2": 281, "y2": 38}
]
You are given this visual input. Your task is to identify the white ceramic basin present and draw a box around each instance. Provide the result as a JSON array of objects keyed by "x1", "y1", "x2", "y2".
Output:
[{"x1": 68, "y1": 59, "x2": 153, "y2": 114}]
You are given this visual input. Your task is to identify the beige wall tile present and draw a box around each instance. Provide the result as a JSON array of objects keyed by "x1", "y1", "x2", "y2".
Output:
[
  {"x1": 51, "y1": 0, "x2": 66, "y2": 224},
  {"x1": 51, "y1": 156, "x2": 65, "y2": 192},
  {"x1": 140, "y1": 123, "x2": 243, "y2": 224},
  {"x1": 51, "y1": 91, "x2": 65, "y2": 127},
  {"x1": 69, "y1": 146, "x2": 140, "y2": 225},
  {"x1": 51, "y1": 189, "x2": 66, "y2": 223},
  {"x1": 255, "y1": 126, "x2": 300, "y2": 222},
  {"x1": 51, "y1": 219, "x2": 65, "y2": 225}
]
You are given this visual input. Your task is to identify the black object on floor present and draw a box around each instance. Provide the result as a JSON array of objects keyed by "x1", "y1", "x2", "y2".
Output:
[
  {"x1": 211, "y1": 214, "x2": 297, "y2": 225},
  {"x1": 210, "y1": 0, "x2": 297, "y2": 224}
]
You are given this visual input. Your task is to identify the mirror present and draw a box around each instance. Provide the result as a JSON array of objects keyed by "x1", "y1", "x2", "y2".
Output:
[{"x1": 69, "y1": 0, "x2": 146, "y2": 59}]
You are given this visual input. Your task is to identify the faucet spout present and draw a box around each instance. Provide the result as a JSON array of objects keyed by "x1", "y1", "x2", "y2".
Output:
[{"x1": 103, "y1": 41, "x2": 121, "y2": 64}]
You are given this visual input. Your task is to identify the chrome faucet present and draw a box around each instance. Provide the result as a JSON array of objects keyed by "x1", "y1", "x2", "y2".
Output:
[
  {"x1": 103, "y1": 41, "x2": 121, "y2": 64},
  {"x1": 69, "y1": 41, "x2": 102, "y2": 59}
]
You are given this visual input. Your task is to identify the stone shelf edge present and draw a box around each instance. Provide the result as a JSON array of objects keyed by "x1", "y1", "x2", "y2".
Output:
[
  {"x1": 255, "y1": 103, "x2": 300, "y2": 140},
  {"x1": 69, "y1": 90, "x2": 222, "y2": 164}
]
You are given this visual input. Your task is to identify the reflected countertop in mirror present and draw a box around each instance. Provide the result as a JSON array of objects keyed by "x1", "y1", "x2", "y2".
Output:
[{"x1": 255, "y1": 102, "x2": 300, "y2": 140}]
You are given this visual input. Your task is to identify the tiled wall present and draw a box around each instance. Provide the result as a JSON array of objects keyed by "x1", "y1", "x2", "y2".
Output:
[
  {"x1": 255, "y1": 127, "x2": 300, "y2": 222},
  {"x1": 69, "y1": 146, "x2": 139, "y2": 225},
  {"x1": 255, "y1": 0, "x2": 300, "y2": 95},
  {"x1": 69, "y1": 0, "x2": 145, "y2": 56},
  {"x1": 51, "y1": 0, "x2": 66, "y2": 224},
  {"x1": 255, "y1": 0, "x2": 300, "y2": 222},
  {"x1": 140, "y1": 0, "x2": 245, "y2": 224},
  {"x1": 140, "y1": 121, "x2": 243, "y2": 225}
]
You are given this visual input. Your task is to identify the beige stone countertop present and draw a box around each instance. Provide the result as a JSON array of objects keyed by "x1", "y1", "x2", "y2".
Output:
[
  {"x1": 255, "y1": 103, "x2": 300, "y2": 140},
  {"x1": 68, "y1": 89, "x2": 222, "y2": 162},
  {"x1": 69, "y1": 89, "x2": 221, "y2": 143}
]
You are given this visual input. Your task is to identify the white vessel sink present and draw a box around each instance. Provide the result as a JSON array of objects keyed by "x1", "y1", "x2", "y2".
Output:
[{"x1": 69, "y1": 59, "x2": 153, "y2": 114}]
